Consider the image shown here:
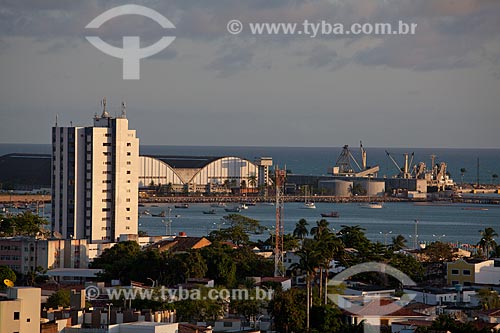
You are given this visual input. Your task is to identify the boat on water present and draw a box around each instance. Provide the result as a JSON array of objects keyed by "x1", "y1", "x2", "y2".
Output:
[
  {"x1": 211, "y1": 202, "x2": 227, "y2": 208},
  {"x1": 152, "y1": 210, "x2": 166, "y2": 217},
  {"x1": 462, "y1": 207, "x2": 489, "y2": 211},
  {"x1": 361, "y1": 202, "x2": 384, "y2": 209},
  {"x1": 321, "y1": 211, "x2": 340, "y2": 218},
  {"x1": 203, "y1": 209, "x2": 217, "y2": 215},
  {"x1": 239, "y1": 203, "x2": 249, "y2": 210},
  {"x1": 225, "y1": 207, "x2": 241, "y2": 213},
  {"x1": 301, "y1": 202, "x2": 316, "y2": 209},
  {"x1": 141, "y1": 210, "x2": 151, "y2": 215},
  {"x1": 261, "y1": 202, "x2": 275, "y2": 206},
  {"x1": 301, "y1": 185, "x2": 316, "y2": 209},
  {"x1": 175, "y1": 203, "x2": 189, "y2": 209},
  {"x1": 245, "y1": 201, "x2": 257, "y2": 206}
]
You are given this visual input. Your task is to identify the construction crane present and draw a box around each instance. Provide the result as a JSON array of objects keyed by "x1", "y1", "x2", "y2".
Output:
[{"x1": 274, "y1": 167, "x2": 286, "y2": 277}]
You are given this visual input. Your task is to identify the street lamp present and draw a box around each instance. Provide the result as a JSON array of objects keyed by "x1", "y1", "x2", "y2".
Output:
[
  {"x1": 379, "y1": 230, "x2": 392, "y2": 246},
  {"x1": 106, "y1": 303, "x2": 112, "y2": 330}
]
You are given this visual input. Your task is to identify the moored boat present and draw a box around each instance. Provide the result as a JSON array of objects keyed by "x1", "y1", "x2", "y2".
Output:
[{"x1": 321, "y1": 211, "x2": 340, "y2": 218}]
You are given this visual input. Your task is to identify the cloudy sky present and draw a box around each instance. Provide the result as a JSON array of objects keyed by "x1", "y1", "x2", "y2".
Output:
[{"x1": 1, "y1": 0, "x2": 499, "y2": 148}]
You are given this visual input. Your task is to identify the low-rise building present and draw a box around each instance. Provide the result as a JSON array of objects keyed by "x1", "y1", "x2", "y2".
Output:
[
  {"x1": 0, "y1": 287, "x2": 41, "y2": 333},
  {"x1": 447, "y1": 258, "x2": 500, "y2": 286}
]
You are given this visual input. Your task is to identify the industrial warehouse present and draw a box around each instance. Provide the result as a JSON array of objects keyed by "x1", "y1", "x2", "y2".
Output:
[{"x1": 0, "y1": 153, "x2": 273, "y2": 194}]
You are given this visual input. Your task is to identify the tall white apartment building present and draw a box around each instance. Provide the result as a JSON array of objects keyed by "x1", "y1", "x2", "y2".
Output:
[{"x1": 51, "y1": 100, "x2": 139, "y2": 243}]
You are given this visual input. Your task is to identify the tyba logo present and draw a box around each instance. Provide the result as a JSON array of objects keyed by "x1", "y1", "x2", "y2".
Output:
[{"x1": 85, "y1": 4, "x2": 176, "y2": 80}]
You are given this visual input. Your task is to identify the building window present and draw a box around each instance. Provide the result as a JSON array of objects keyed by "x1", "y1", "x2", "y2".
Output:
[
  {"x1": 103, "y1": 143, "x2": 111, "y2": 147},
  {"x1": 14, "y1": 312, "x2": 20, "y2": 320},
  {"x1": 105, "y1": 133, "x2": 111, "y2": 137},
  {"x1": 127, "y1": 152, "x2": 131, "y2": 156},
  {"x1": 126, "y1": 161, "x2": 131, "y2": 165},
  {"x1": 126, "y1": 217, "x2": 131, "y2": 220},
  {"x1": 126, "y1": 198, "x2": 131, "y2": 202},
  {"x1": 451, "y1": 269, "x2": 459, "y2": 275},
  {"x1": 126, "y1": 170, "x2": 131, "y2": 174},
  {"x1": 127, "y1": 143, "x2": 131, "y2": 147},
  {"x1": 102, "y1": 208, "x2": 111, "y2": 212},
  {"x1": 463, "y1": 269, "x2": 471, "y2": 276},
  {"x1": 126, "y1": 208, "x2": 130, "y2": 211},
  {"x1": 102, "y1": 180, "x2": 111, "y2": 184}
]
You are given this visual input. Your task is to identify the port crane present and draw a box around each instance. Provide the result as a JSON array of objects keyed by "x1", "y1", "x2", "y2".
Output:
[{"x1": 385, "y1": 151, "x2": 415, "y2": 179}]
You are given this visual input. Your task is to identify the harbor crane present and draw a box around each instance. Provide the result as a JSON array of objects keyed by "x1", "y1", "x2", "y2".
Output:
[{"x1": 385, "y1": 151, "x2": 415, "y2": 179}]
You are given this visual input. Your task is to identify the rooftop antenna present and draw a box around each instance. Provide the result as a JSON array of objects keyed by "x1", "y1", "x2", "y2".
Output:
[
  {"x1": 121, "y1": 101, "x2": 127, "y2": 118},
  {"x1": 101, "y1": 97, "x2": 110, "y2": 118},
  {"x1": 55, "y1": 114, "x2": 59, "y2": 127}
]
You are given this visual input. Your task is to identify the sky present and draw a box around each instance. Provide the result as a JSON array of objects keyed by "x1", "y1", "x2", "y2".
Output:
[{"x1": 0, "y1": 0, "x2": 499, "y2": 148}]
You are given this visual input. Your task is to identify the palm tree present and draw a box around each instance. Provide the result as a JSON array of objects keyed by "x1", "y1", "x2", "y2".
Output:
[
  {"x1": 478, "y1": 227, "x2": 498, "y2": 259},
  {"x1": 290, "y1": 239, "x2": 321, "y2": 331},
  {"x1": 316, "y1": 231, "x2": 344, "y2": 304},
  {"x1": 390, "y1": 234, "x2": 407, "y2": 251},
  {"x1": 310, "y1": 219, "x2": 330, "y2": 240},
  {"x1": 293, "y1": 219, "x2": 309, "y2": 240},
  {"x1": 248, "y1": 175, "x2": 257, "y2": 188},
  {"x1": 460, "y1": 168, "x2": 467, "y2": 185}
]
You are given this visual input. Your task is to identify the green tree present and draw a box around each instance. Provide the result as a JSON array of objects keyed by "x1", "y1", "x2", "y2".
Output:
[
  {"x1": 478, "y1": 227, "x2": 498, "y2": 259},
  {"x1": 460, "y1": 168, "x2": 467, "y2": 185},
  {"x1": 310, "y1": 219, "x2": 330, "y2": 240},
  {"x1": 0, "y1": 212, "x2": 50, "y2": 237},
  {"x1": 390, "y1": 234, "x2": 407, "y2": 251},
  {"x1": 478, "y1": 288, "x2": 500, "y2": 310},
  {"x1": 209, "y1": 225, "x2": 249, "y2": 246},
  {"x1": 423, "y1": 241, "x2": 456, "y2": 262},
  {"x1": 310, "y1": 305, "x2": 343, "y2": 332},
  {"x1": 388, "y1": 253, "x2": 424, "y2": 283},
  {"x1": 0, "y1": 265, "x2": 17, "y2": 288},
  {"x1": 293, "y1": 218, "x2": 309, "y2": 240},
  {"x1": 248, "y1": 175, "x2": 257, "y2": 188},
  {"x1": 221, "y1": 214, "x2": 265, "y2": 234},
  {"x1": 268, "y1": 288, "x2": 306, "y2": 333},
  {"x1": 350, "y1": 183, "x2": 366, "y2": 195},
  {"x1": 290, "y1": 239, "x2": 321, "y2": 331},
  {"x1": 201, "y1": 244, "x2": 237, "y2": 287},
  {"x1": 46, "y1": 289, "x2": 71, "y2": 309},
  {"x1": 90, "y1": 241, "x2": 141, "y2": 283},
  {"x1": 338, "y1": 225, "x2": 371, "y2": 259}
]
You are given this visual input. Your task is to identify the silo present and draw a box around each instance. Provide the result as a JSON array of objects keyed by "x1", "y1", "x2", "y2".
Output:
[
  {"x1": 318, "y1": 180, "x2": 353, "y2": 196},
  {"x1": 359, "y1": 179, "x2": 386, "y2": 197}
]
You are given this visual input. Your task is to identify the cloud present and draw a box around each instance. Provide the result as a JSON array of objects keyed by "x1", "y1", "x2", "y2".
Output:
[{"x1": 0, "y1": 0, "x2": 499, "y2": 74}]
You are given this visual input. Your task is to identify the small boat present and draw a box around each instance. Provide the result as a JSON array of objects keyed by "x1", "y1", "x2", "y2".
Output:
[
  {"x1": 175, "y1": 214, "x2": 181, "y2": 218},
  {"x1": 175, "y1": 203, "x2": 189, "y2": 209},
  {"x1": 211, "y1": 202, "x2": 227, "y2": 208},
  {"x1": 321, "y1": 211, "x2": 340, "y2": 218},
  {"x1": 141, "y1": 210, "x2": 151, "y2": 215},
  {"x1": 301, "y1": 202, "x2": 316, "y2": 209},
  {"x1": 261, "y1": 202, "x2": 275, "y2": 206},
  {"x1": 203, "y1": 209, "x2": 217, "y2": 215},
  {"x1": 301, "y1": 185, "x2": 316, "y2": 209},
  {"x1": 462, "y1": 207, "x2": 489, "y2": 211},
  {"x1": 225, "y1": 207, "x2": 241, "y2": 213},
  {"x1": 239, "y1": 204, "x2": 249, "y2": 210},
  {"x1": 152, "y1": 210, "x2": 166, "y2": 217},
  {"x1": 243, "y1": 201, "x2": 257, "y2": 206},
  {"x1": 361, "y1": 202, "x2": 383, "y2": 209}
]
